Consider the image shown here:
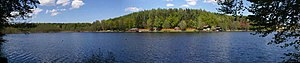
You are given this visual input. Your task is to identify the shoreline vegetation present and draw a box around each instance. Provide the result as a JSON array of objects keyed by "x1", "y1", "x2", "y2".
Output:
[
  {"x1": 4, "y1": 31, "x2": 253, "y2": 34},
  {"x1": 4, "y1": 29, "x2": 252, "y2": 34},
  {"x1": 4, "y1": 8, "x2": 253, "y2": 34}
]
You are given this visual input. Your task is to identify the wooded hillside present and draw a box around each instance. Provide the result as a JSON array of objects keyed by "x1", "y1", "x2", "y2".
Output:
[{"x1": 96, "y1": 8, "x2": 250, "y2": 31}]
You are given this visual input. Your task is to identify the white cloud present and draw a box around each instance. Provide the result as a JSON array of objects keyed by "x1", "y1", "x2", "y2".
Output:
[
  {"x1": 26, "y1": 8, "x2": 43, "y2": 17},
  {"x1": 166, "y1": 3, "x2": 174, "y2": 7},
  {"x1": 51, "y1": 12, "x2": 60, "y2": 16},
  {"x1": 59, "y1": 9, "x2": 67, "y2": 11},
  {"x1": 46, "y1": 9, "x2": 67, "y2": 16},
  {"x1": 10, "y1": 11, "x2": 20, "y2": 16},
  {"x1": 57, "y1": 0, "x2": 70, "y2": 6},
  {"x1": 125, "y1": 7, "x2": 143, "y2": 12},
  {"x1": 181, "y1": 4, "x2": 190, "y2": 7},
  {"x1": 71, "y1": 0, "x2": 85, "y2": 9},
  {"x1": 35, "y1": 0, "x2": 85, "y2": 16},
  {"x1": 39, "y1": 0, "x2": 56, "y2": 6},
  {"x1": 166, "y1": 0, "x2": 173, "y2": 2},
  {"x1": 46, "y1": 9, "x2": 60, "y2": 16},
  {"x1": 204, "y1": 0, "x2": 217, "y2": 3},
  {"x1": 185, "y1": 0, "x2": 198, "y2": 6},
  {"x1": 32, "y1": 8, "x2": 43, "y2": 15}
]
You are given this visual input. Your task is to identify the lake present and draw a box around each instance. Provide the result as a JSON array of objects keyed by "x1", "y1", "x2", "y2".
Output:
[{"x1": 2, "y1": 32, "x2": 287, "y2": 63}]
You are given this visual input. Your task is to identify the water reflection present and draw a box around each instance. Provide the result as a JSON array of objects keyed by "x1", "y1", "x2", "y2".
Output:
[
  {"x1": 0, "y1": 40, "x2": 7, "y2": 63},
  {"x1": 84, "y1": 48, "x2": 116, "y2": 63},
  {"x1": 281, "y1": 51, "x2": 300, "y2": 62}
]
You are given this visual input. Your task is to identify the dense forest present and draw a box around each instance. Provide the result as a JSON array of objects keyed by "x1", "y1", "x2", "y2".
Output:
[
  {"x1": 3, "y1": 8, "x2": 252, "y2": 33},
  {"x1": 96, "y1": 8, "x2": 251, "y2": 31}
]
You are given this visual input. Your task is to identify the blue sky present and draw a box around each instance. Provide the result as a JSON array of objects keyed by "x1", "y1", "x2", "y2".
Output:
[{"x1": 28, "y1": 0, "x2": 221, "y2": 23}]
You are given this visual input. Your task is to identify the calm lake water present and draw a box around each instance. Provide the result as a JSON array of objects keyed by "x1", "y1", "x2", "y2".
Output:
[{"x1": 3, "y1": 32, "x2": 287, "y2": 63}]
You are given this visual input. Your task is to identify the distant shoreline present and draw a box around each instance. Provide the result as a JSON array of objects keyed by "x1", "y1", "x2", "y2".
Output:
[{"x1": 5, "y1": 30, "x2": 253, "y2": 34}]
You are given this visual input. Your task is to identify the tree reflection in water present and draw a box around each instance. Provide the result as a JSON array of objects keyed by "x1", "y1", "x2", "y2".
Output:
[
  {"x1": 282, "y1": 52, "x2": 300, "y2": 62},
  {"x1": 84, "y1": 48, "x2": 116, "y2": 63},
  {"x1": 0, "y1": 40, "x2": 7, "y2": 63}
]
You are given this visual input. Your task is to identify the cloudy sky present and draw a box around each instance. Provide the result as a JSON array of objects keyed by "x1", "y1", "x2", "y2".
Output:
[{"x1": 29, "y1": 0, "x2": 221, "y2": 23}]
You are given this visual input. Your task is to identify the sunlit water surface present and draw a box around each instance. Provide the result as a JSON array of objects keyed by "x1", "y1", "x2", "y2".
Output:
[{"x1": 3, "y1": 32, "x2": 286, "y2": 63}]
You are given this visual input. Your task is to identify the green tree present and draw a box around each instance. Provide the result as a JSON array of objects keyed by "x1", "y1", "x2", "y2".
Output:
[
  {"x1": 196, "y1": 17, "x2": 205, "y2": 29},
  {"x1": 146, "y1": 18, "x2": 153, "y2": 28},
  {"x1": 162, "y1": 17, "x2": 172, "y2": 28},
  {"x1": 153, "y1": 16, "x2": 161, "y2": 27},
  {"x1": 187, "y1": 20, "x2": 197, "y2": 28},
  {"x1": 91, "y1": 20, "x2": 102, "y2": 31},
  {"x1": 178, "y1": 20, "x2": 187, "y2": 30},
  {"x1": 171, "y1": 16, "x2": 180, "y2": 27}
]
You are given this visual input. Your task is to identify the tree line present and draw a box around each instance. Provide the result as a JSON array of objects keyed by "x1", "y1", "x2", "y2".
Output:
[{"x1": 3, "y1": 23, "x2": 95, "y2": 34}]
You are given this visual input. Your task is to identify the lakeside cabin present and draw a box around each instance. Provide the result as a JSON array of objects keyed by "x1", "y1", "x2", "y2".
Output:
[
  {"x1": 216, "y1": 26, "x2": 222, "y2": 32},
  {"x1": 202, "y1": 25, "x2": 211, "y2": 31},
  {"x1": 202, "y1": 25, "x2": 223, "y2": 32},
  {"x1": 128, "y1": 28, "x2": 139, "y2": 32}
]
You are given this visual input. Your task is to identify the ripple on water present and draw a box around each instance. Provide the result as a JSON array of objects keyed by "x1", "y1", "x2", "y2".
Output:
[{"x1": 2, "y1": 32, "x2": 287, "y2": 63}]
